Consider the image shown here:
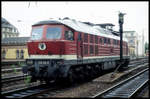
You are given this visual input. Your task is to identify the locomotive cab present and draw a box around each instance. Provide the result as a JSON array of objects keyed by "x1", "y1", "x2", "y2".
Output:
[{"x1": 23, "y1": 24, "x2": 76, "y2": 82}]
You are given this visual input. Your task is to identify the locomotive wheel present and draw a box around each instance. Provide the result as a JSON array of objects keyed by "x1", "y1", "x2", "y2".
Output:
[
  {"x1": 97, "y1": 65, "x2": 101, "y2": 75},
  {"x1": 67, "y1": 68, "x2": 76, "y2": 84},
  {"x1": 86, "y1": 65, "x2": 94, "y2": 79},
  {"x1": 84, "y1": 67, "x2": 89, "y2": 77},
  {"x1": 93, "y1": 65, "x2": 99, "y2": 75},
  {"x1": 83, "y1": 66, "x2": 90, "y2": 80},
  {"x1": 91, "y1": 66, "x2": 97, "y2": 78},
  {"x1": 95, "y1": 65, "x2": 99, "y2": 73},
  {"x1": 78, "y1": 67, "x2": 85, "y2": 82}
]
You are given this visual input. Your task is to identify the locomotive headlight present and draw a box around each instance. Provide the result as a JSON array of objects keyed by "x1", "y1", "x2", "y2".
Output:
[
  {"x1": 43, "y1": 61, "x2": 47, "y2": 65},
  {"x1": 38, "y1": 60, "x2": 49, "y2": 65},
  {"x1": 38, "y1": 43, "x2": 46, "y2": 50},
  {"x1": 38, "y1": 61, "x2": 43, "y2": 64},
  {"x1": 57, "y1": 60, "x2": 64, "y2": 65},
  {"x1": 26, "y1": 60, "x2": 33, "y2": 65}
]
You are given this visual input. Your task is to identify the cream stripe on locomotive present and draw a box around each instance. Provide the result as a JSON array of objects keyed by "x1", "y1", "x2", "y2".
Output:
[
  {"x1": 30, "y1": 55, "x2": 77, "y2": 60},
  {"x1": 29, "y1": 55, "x2": 128, "y2": 60}
]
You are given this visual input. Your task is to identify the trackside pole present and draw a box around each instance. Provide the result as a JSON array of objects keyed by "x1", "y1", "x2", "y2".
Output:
[{"x1": 111, "y1": 12, "x2": 126, "y2": 78}]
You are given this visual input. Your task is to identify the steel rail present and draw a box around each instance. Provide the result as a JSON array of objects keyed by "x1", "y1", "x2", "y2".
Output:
[
  {"x1": 2, "y1": 68, "x2": 22, "y2": 73},
  {"x1": 91, "y1": 68, "x2": 149, "y2": 98},
  {"x1": 1, "y1": 83, "x2": 49, "y2": 98},
  {"x1": 2, "y1": 74, "x2": 28, "y2": 83}
]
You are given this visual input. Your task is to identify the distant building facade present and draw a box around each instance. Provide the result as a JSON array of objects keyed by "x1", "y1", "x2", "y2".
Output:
[
  {"x1": 1, "y1": 37, "x2": 30, "y2": 61},
  {"x1": 123, "y1": 31, "x2": 137, "y2": 57},
  {"x1": 2, "y1": 17, "x2": 19, "y2": 39}
]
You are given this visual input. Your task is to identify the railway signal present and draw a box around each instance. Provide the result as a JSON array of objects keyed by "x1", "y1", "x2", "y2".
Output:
[
  {"x1": 110, "y1": 12, "x2": 127, "y2": 78},
  {"x1": 119, "y1": 12, "x2": 126, "y2": 61}
]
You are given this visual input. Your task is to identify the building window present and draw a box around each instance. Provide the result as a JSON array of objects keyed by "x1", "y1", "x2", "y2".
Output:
[
  {"x1": 9, "y1": 28, "x2": 11, "y2": 32},
  {"x1": 13, "y1": 29, "x2": 15, "y2": 33},
  {"x1": 2, "y1": 28, "x2": 5, "y2": 32},
  {"x1": 14, "y1": 29, "x2": 16, "y2": 33},
  {"x1": 16, "y1": 50, "x2": 20, "y2": 59},
  {"x1": 10, "y1": 28, "x2": 12, "y2": 32},
  {"x1": 5, "y1": 34, "x2": 7, "y2": 38},
  {"x1": 20, "y1": 50, "x2": 24, "y2": 59},
  {"x1": 2, "y1": 50, "x2": 6, "y2": 59},
  {"x1": 2, "y1": 34, "x2": 5, "y2": 38},
  {"x1": 7, "y1": 28, "x2": 9, "y2": 32}
]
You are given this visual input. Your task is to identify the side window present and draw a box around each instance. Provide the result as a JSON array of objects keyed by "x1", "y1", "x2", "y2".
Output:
[
  {"x1": 84, "y1": 45, "x2": 88, "y2": 55},
  {"x1": 99, "y1": 37, "x2": 103, "y2": 44},
  {"x1": 104, "y1": 37, "x2": 107, "y2": 44},
  {"x1": 90, "y1": 35, "x2": 94, "y2": 43},
  {"x1": 78, "y1": 33, "x2": 82, "y2": 41},
  {"x1": 117, "y1": 40, "x2": 119, "y2": 45},
  {"x1": 95, "y1": 45, "x2": 98, "y2": 55},
  {"x1": 108, "y1": 38, "x2": 110, "y2": 44},
  {"x1": 95, "y1": 36, "x2": 98, "y2": 44},
  {"x1": 90, "y1": 45, "x2": 94, "y2": 54},
  {"x1": 113, "y1": 39, "x2": 117, "y2": 45},
  {"x1": 65, "y1": 30, "x2": 74, "y2": 40},
  {"x1": 84, "y1": 33, "x2": 88, "y2": 43}
]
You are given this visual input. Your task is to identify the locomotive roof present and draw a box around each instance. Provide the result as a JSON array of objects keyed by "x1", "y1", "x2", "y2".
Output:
[{"x1": 33, "y1": 18, "x2": 128, "y2": 42}]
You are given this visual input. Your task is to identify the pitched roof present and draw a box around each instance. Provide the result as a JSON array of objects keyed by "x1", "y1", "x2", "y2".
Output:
[
  {"x1": 1, "y1": 17, "x2": 17, "y2": 29},
  {"x1": 2, "y1": 37, "x2": 30, "y2": 45}
]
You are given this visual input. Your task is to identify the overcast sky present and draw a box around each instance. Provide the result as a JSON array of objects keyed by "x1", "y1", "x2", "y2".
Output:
[{"x1": 2, "y1": 1, "x2": 149, "y2": 43}]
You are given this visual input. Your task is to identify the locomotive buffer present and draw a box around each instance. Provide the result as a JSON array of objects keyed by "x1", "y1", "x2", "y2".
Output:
[{"x1": 111, "y1": 12, "x2": 126, "y2": 78}]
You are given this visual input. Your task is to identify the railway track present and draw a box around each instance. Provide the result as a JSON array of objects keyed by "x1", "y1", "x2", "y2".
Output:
[
  {"x1": 91, "y1": 68, "x2": 149, "y2": 98},
  {"x1": 1, "y1": 57, "x2": 148, "y2": 98},
  {"x1": 1, "y1": 81, "x2": 62, "y2": 98},
  {"x1": 129, "y1": 57, "x2": 148, "y2": 65},
  {"x1": 2, "y1": 68, "x2": 22, "y2": 74},
  {"x1": 29, "y1": 63, "x2": 149, "y2": 98},
  {"x1": 2, "y1": 83, "x2": 46, "y2": 98},
  {"x1": 2, "y1": 74, "x2": 28, "y2": 83}
]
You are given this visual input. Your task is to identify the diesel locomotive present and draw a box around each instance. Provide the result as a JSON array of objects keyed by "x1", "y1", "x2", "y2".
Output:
[{"x1": 22, "y1": 18, "x2": 130, "y2": 83}]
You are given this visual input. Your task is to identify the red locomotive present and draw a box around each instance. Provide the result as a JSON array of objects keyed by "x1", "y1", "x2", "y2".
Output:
[{"x1": 23, "y1": 18, "x2": 130, "y2": 83}]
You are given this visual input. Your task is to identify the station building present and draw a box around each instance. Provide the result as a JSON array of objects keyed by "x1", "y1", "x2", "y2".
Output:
[
  {"x1": 1, "y1": 17, "x2": 30, "y2": 63},
  {"x1": 1, "y1": 37, "x2": 30, "y2": 62},
  {"x1": 2, "y1": 17, "x2": 19, "y2": 39}
]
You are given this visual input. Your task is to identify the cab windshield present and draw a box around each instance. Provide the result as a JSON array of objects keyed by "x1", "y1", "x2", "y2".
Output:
[
  {"x1": 46, "y1": 27, "x2": 62, "y2": 39},
  {"x1": 31, "y1": 27, "x2": 43, "y2": 40}
]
